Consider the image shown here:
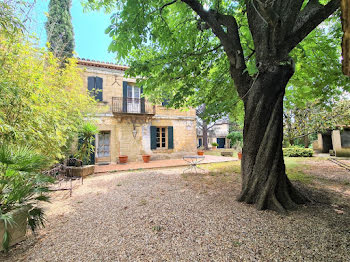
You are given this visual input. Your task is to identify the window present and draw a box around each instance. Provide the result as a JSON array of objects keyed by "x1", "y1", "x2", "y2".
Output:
[
  {"x1": 97, "y1": 131, "x2": 110, "y2": 157},
  {"x1": 156, "y1": 127, "x2": 167, "y2": 148},
  {"x1": 150, "y1": 126, "x2": 173, "y2": 150},
  {"x1": 87, "y1": 76, "x2": 103, "y2": 101}
]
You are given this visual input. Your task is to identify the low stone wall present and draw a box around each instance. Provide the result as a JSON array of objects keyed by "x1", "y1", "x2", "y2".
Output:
[
  {"x1": 0, "y1": 206, "x2": 30, "y2": 251},
  {"x1": 66, "y1": 165, "x2": 95, "y2": 178}
]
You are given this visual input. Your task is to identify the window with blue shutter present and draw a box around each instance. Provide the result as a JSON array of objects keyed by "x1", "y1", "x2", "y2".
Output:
[
  {"x1": 168, "y1": 126, "x2": 174, "y2": 149},
  {"x1": 87, "y1": 76, "x2": 103, "y2": 101},
  {"x1": 123, "y1": 81, "x2": 128, "y2": 113},
  {"x1": 150, "y1": 126, "x2": 157, "y2": 150}
]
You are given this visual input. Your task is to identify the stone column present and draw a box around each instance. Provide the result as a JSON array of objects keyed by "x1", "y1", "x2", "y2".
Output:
[
  {"x1": 317, "y1": 133, "x2": 323, "y2": 152},
  {"x1": 332, "y1": 130, "x2": 342, "y2": 151}
]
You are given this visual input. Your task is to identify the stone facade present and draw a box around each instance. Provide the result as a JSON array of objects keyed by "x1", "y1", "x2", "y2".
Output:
[{"x1": 78, "y1": 59, "x2": 196, "y2": 163}]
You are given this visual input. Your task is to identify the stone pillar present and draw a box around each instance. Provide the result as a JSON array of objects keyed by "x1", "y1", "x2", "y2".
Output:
[
  {"x1": 317, "y1": 133, "x2": 323, "y2": 152},
  {"x1": 332, "y1": 130, "x2": 342, "y2": 151}
]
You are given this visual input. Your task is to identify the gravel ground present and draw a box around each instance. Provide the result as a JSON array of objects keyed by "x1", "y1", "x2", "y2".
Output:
[
  {"x1": 304, "y1": 159, "x2": 350, "y2": 184},
  {"x1": 1, "y1": 165, "x2": 350, "y2": 262}
]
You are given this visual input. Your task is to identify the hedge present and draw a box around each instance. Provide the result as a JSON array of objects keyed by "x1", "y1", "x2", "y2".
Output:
[
  {"x1": 335, "y1": 149, "x2": 350, "y2": 157},
  {"x1": 283, "y1": 147, "x2": 313, "y2": 157}
]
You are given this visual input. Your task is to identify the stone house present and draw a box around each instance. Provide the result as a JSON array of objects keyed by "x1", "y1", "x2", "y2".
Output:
[
  {"x1": 197, "y1": 118, "x2": 230, "y2": 149},
  {"x1": 78, "y1": 59, "x2": 197, "y2": 163},
  {"x1": 315, "y1": 126, "x2": 350, "y2": 153}
]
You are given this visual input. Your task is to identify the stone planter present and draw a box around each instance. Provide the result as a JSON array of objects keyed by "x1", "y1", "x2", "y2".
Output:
[
  {"x1": 119, "y1": 155, "x2": 128, "y2": 164},
  {"x1": 197, "y1": 150, "x2": 204, "y2": 156},
  {"x1": 142, "y1": 155, "x2": 151, "y2": 163},
  {"x1": 66, "y1": 165, "x2": 95, "y2": 178},
  {"x1": 0, "y1": 206, "x2": 30, "y2": 251}
]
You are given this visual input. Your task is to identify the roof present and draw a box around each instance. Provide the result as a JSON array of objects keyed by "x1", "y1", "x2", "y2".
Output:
[{"x1": 77, "y1": 58, "x2": 129, "y2": 71}]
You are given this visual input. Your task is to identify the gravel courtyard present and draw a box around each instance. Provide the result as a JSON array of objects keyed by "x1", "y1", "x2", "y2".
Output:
[{"x1": 2, "y1": 160, "x2": 350, "y2": 261}]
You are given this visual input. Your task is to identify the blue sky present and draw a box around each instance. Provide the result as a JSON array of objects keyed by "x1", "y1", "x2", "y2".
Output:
[{"x1": 32, "y1": 0, "x2": 116, "y2": 63}]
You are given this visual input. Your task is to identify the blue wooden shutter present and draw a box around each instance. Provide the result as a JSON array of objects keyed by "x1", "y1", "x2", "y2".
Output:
[
  {"x1": 95, "y1": 77, "x2": 103, "y2": 101},
  {"x1": 123, "y1": 81, "x2": 128, "y2": 112},
  {"x1": 150, "y1": 126, "x2": 157, "y2": 150},
  {"x1": 168, "y1": 126, "x2": 174, "y2": 149},
  {"x1": 87, "y1": 77, "x2": 95, "y2": 97},
  {"x1": 140, "y1": 86, "x2": 145, "y2": 113}
]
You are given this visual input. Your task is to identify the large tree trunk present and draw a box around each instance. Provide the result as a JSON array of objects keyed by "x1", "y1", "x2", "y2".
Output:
[{"x1": 237, "y1": 65, "x2": 307, "y2": 213}]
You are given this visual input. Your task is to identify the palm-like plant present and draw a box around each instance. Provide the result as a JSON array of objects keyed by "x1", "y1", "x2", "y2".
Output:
[
  {"x1": 75, "y1": 122, "x2": 98, "y2": 165},
  {"x1": 0, "y1": 143, "x2": 53, "y2": 251}
]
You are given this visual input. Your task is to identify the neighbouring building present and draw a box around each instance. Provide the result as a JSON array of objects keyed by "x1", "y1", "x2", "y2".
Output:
[
  {"x1": 197, "y1": 118, "x2": 230, "y2": 149},
  {"x1": 315, "y1": 126, "x2": 350, "y2": 153},
  {"x1": 78, "y1": 59, "x2": 197, "y2": 163}
]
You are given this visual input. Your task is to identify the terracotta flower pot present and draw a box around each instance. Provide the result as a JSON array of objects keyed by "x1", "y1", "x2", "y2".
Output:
[
  {"x1": 197, "y1": 150, "x2": 204, "y2": 156},
  {"x1": 238, "y1": 152, "x2": 242, "y2": 160},
  {"x1": 142, "y1": 155, "x2": 151, "y2": 163},
  {"x1": 119, "y1": 155, "x2": 128, "y2": 164},
  {"x1": 212, "y1": 146, "x2": 217, "y2": 150}
]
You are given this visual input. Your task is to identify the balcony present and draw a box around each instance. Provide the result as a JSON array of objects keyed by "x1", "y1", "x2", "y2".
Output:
[{"x1": 112, "y1": 97, "x2": 155, "y2": 115}]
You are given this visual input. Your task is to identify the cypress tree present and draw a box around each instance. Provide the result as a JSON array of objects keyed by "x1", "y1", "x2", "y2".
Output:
[{"x1": 45, "y1": 0, "x2": 74, "y2": 59}]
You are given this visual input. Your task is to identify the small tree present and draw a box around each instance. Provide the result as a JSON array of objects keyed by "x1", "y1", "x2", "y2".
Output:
[{"x1": 75, "y1": 122, "x2": 99, "y2": 165}]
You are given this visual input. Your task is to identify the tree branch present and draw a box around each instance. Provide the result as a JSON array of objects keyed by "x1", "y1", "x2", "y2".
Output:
[
  {"x1": 286, "y1": 0, "x2": 340, "y2": 52},
  {"x1": 181, "y1": 0, "x2": 252, "y2": 96}
]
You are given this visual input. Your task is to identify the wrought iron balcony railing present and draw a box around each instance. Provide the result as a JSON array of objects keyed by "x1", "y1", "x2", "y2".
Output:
[{"x1": 112, "y1": 97, "x2": 155, "y2": 115}]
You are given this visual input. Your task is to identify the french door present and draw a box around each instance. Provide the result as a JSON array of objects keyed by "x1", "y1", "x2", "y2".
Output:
[{"x1": 127, "y1": 85, "x2": 141, "y2": 113}]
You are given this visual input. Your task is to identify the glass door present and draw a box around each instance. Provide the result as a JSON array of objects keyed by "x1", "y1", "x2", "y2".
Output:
[{"x1": 127, "y1": 85, "x2": 141, "y2": 113}]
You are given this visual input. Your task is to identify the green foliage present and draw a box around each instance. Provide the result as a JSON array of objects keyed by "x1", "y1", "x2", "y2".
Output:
[
  {"x1": 227, "y1": 131, "x2": 243, "y2": 147},
  {"x1": 211, "y1": 142, "x2": 218, "y2": 147},
  {"x1": 45, "y1": 0, "x2": 75, "y2": 59},
  {"x1": 0, "y1": 143, "x2": 54, "y2": 251},
  {"x1": 335, "y1": 149, "x2": 350, "y2": 157},
  {"x1": 75, "y1": 122, "x2": 98, "y2": 165},
  {"x1": 0, "y1": 32, "x2": 97, "y2": 160},
  {"x1": 0, "y1": 1, "x2": 24, "y2": 36},
  {"x1": 284, "y1": 18, "x2": 350, "y2": 144},
  {"x1": 283, "y1": 147, "x2": 314, "y2": 157}
]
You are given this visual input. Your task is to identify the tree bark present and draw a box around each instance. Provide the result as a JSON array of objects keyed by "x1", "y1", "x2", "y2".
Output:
[
  {"x1": 237, "y1": 64, "x2": 308, "y2": 213},
  {"x1": 202, "y1": 121, "x2": 209, "y2": 150},
  {"x1": 304, "y1": 135, "x2": 309, "y2": 148}
]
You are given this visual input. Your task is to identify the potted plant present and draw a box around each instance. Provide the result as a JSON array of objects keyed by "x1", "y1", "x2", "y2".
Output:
[
  {"x1": 211, "y1": 142, "x2": 218, "y2": 150},
  {"x1": 197, "y1": 147, "x2": 204, "y2": 155},
  {"x1": 142, "y1": 154, "x2": 151, "y2": 163},
  {"x1": 236, "y1": 141, "x2": 243, "y2": 160},
  {"x1": 119, "y1": 155, "x2": 128, "y2": 164},
  {"x1": 0, "y1": 143, "x2": 54, "y2": 251},
  {"x1": 70, "y1": 122, "x2": 98, "y2": 177}
]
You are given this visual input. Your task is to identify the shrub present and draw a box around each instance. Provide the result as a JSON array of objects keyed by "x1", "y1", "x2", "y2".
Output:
[
  {"x1": 227, "y1": 131, "x2": 243, "y2": 147},
  {"x1": 0, "y1": 143, "x2": 54, "y2": 251},
  {"x1": 335, "y1": 149, "x2": 350, "y2": 157},
  {"x1": 283, "y1": 147, "x2": 314, "y2": 157},
  {"x1": 211, "y1": 142, "x2": 218, "y2": 147}
]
